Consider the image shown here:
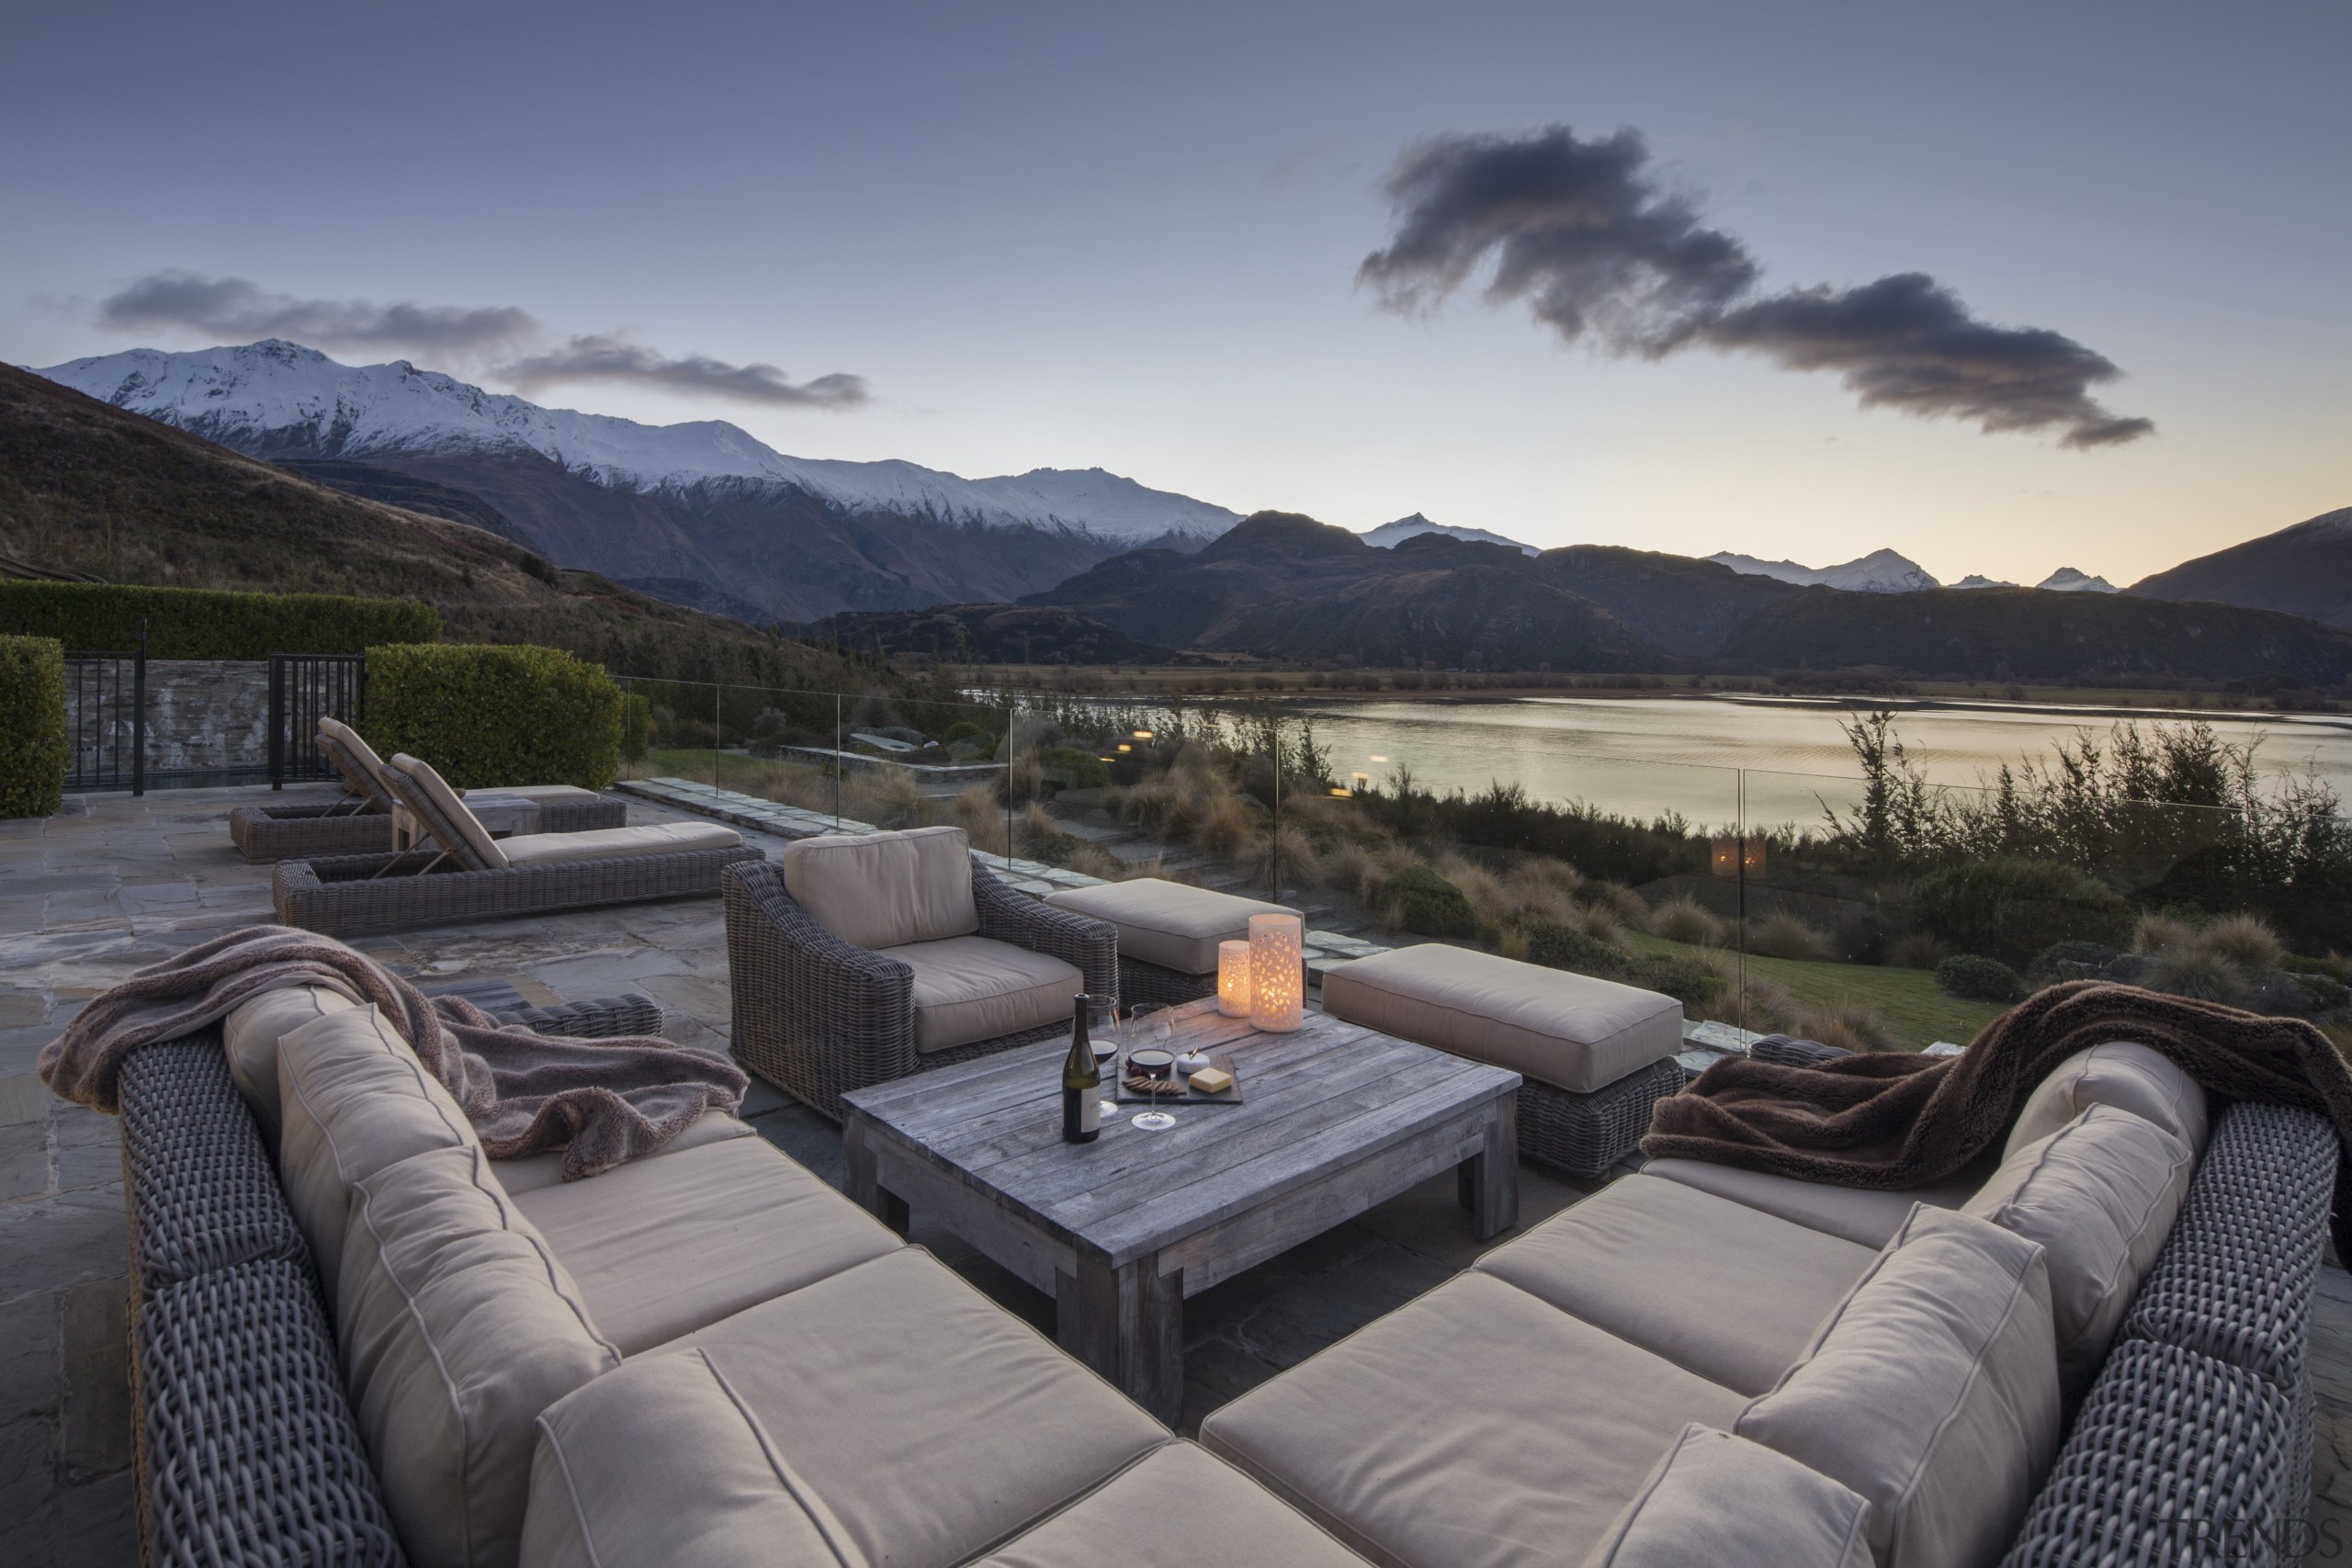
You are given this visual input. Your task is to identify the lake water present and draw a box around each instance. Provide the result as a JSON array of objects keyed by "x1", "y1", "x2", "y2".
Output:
[{"x1": 1279, "y1": 696, "x2": 2352, "y2": 831}]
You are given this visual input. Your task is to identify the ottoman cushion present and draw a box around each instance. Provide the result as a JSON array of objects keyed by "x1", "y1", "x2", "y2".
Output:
[
  {"x1": 1322, "y1": 944, "x2": 1682, "y2": 1094},
  {"x1": 1044, "y1": 878, "x2": 1299, "y2": 976}
]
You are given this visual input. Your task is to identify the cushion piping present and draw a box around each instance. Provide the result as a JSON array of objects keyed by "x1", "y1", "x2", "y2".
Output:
[
  {"x1": 1326, "y1": 970, "x2": 1674, "y2": 1068},
  {"x1": 533, "y1": 1416, "x2": 607, "y2": 1568},
  {"x1": 700, "y1": 1351, "x2": 864, "y2": 1568}
]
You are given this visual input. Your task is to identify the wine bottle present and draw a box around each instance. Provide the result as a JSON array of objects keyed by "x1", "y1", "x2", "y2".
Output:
[{"x1": 1061, "y1": 994, "x2": 1101, "y2": 1145}]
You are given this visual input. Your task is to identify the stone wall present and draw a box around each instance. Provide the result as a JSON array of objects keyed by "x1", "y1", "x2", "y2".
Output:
[{"x1": 63, "y1": 659, "x2": 277, "y2": 787}]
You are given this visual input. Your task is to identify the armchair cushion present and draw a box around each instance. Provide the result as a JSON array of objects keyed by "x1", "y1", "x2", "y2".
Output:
[
  {"x1": 1580, "y1": 1424, "x2": 1873, "y2": 1568},
  {"x1": 876, "y1": 934, "x2": 1084, "y2": 1053},
  {"x1": 2005, "y1": 1041, "x2": 2209, "y2": 1161},
  {"x1": 783, "y1": 826, "x2": 980, "y2": 952}
]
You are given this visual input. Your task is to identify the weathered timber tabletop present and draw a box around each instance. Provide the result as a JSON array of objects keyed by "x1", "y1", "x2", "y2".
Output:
[{"x1": 842, "y1": 998, "x2": 1521, "y2": 1422}]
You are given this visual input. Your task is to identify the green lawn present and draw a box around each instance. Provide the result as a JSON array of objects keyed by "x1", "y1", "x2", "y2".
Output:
[{"x1": 1623, "y1": 931, "x2": 2007, "y2": 1051}]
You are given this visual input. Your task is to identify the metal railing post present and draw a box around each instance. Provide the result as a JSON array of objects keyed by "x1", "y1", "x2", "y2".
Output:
[
  {"x1": 267, "y1": 654, "x2": 285, "y2": 789},
  {"x1": 131, "y1": 623, "x2": 147, "y2": 797}
]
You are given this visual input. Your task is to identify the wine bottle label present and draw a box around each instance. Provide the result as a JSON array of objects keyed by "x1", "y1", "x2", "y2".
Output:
[{"x1": 1079, "y1": 1089, "x2": 1100, "y2": 1134}]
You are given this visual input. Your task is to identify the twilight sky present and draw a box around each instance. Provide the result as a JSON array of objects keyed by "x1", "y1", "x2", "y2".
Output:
[{"x1": 6, "y1": 0, "x2": 2345, "y2": 586}]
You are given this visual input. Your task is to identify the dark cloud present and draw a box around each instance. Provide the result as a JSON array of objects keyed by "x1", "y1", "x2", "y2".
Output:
[
  {"x1": 96, "y1": 272, "x2": 541, "y2": 354},
  {"x1": 494, "y1": 334, "x2": 869, "y2": 408},
  {"x1": 1361, "y1": 126, "x2": 2152, "y2": 447}
]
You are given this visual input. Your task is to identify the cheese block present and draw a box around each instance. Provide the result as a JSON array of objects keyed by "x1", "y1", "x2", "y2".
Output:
[{"x1": 1187, "y1": 1066, "x2": 1236, "y2": 1095}]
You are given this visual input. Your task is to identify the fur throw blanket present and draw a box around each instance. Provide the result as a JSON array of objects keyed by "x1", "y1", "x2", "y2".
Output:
[
  {"x1": 40, "y1": 925, "x2": 747, "y2": 1180},
  {"x1": 1645, "y1": 980, "x2": 2352, "y2": 1258}
]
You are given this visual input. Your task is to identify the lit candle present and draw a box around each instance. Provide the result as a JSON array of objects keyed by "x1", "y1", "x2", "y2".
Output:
[
  {"x1": 1217, "y1": 939, "x2": 1252, "y2": 1018},
  {"x1": 1248, "y1": 914, "x2": 1303, "y2": 1032}
]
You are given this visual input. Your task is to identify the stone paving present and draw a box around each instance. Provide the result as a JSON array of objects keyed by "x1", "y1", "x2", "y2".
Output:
[{"x1": 7, "y1": 782, "x2": 2351, "y2": 1562}]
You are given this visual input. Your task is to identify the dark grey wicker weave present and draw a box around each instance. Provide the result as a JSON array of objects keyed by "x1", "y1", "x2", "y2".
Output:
[
  {"x1": 1118, "y1": 953, "x2": 1217, "y2": 1009},
  {"x1": 273, "y1": 841, "x2": 760, "y2": 936},
  {"x1": 723, "y1": 857, "x2": 1119, "y2": 1121},
  {"x1": 231, "y1": 797, "x2": 628, "y2": 863},
  {"x1": 1518, "y1": 1055, "x2": 1687, "y2": 1179}
]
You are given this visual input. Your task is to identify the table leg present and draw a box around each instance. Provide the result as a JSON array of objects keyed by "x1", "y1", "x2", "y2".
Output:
[
  {"x1": 1462, "y1": 1098, "x2": 1519, "y2": 1240},
  {"x1": 841, "y1": 1120, "x2": 910, "y2": 1236},
  {"x1": 1057, "y1": 1252, "x2": 1183, "y2": 1426}
]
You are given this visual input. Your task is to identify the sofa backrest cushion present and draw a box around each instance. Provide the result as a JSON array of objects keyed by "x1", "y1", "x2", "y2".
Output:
[
  {"x1": 1736, "y1": 1205, "x2": 2060, "y2": 1568},
  {"x1": 276, "y1": 1005, "x2": 479, "y2": 1295},
  {"x1": 340, "y1": 1143, "x2": 619, "y2": 1568},
  {"x1": 781, "y1": 825, "x2": 978, "y2": 951},
  {"x1": 2006, "y1": 1042, "x2": 2208, "y2": 1162},
  {"x1": 1964, "y1": 1103, "x2": 2194, "y2": 1401},
  {"x1": 387, "y1": 752, "x2": 509, "y2": 871},
  {"x1": 225, "y1": 983, "x2": 358, "y2": 1150},
  {"x1": 1580, "y1": 1424, "x2": 1873, "y2": 1568}
]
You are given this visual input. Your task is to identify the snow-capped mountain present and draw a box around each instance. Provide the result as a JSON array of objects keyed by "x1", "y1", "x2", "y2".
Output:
[
  {"x1": 2036, "y1": 567, "x2": 2119, "y2": 593},
  {"x1": 1952, "y1": 574, "x2": 2017, "y2": 590},
  {"x1": 1706, "y1": 547, "x2": 1940, "y2": 593},
  {"x1": 35, "y1": 341, "x2": 1240, "y2": 547},
  {"x1": 1360, "y1": 513, "x2": 1539, "y2": 556}
]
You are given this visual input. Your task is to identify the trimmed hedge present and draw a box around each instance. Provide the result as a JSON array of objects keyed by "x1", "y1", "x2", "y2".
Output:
[
  {"x1": 365, "y1": 644, "x2": 622, "y2": 792},
  {"x1": 0, "y1": 636, "x2": 67, "y2": 818},
  {"x1": 0, "y1": 581, "x2": 438, "y2": 659},
  {"x1": 1382, "y1": 864, "x2": 1478, "y2": 939},
  {"x1": 1936, "y1": 953, "x2": 2023, "y2": 1003}
]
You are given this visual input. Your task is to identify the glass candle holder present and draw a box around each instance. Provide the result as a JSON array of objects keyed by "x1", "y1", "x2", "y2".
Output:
[
  {"x1": 1248, "y1": 913, "x2": 1303, "y2": 1032},
  {"x1": 1216, "y1": 939, "x2": 1253, "y2": 1017}
]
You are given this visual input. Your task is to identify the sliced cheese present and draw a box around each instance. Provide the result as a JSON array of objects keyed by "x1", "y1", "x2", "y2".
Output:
[{"x1": 1187, "y1": 1066, "x2": 1236, "y2": 1095}]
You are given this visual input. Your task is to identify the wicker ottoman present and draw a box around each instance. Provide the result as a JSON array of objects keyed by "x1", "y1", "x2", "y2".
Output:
[
  {"x1": 1320, "y1": 944, "x2": 1685, "y2": 1178},
  {"x1": 1041, "y1": 878, "x2": 1300, "y2": 1009}
]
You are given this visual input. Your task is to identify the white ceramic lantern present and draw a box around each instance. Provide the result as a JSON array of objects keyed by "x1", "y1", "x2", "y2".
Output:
[
  {"x1": 1248, "y1": 913, "x2": 1304, "y2": 1032},
  {"x1": 1217, "y1": 939, "x2": 1253, "y2": 1018}
]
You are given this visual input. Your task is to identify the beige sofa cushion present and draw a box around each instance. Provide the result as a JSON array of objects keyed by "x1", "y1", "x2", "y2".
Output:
[
  {"x1": 388, "y1": 751, "x2": 509, "y2": 869},
  {"x1": 1641, "y1": 1154, "x2": 1991, "y2": 1250},
  {"x1": 276, "y1": 1005, "x2": 477, "y2": 1292},
  {"x1": 876, "y1": 933, "x2": 1084, "y2": 1053},
  {"x1": 2007, "y1": 1041, "x2": 2208, "y2": 1159},
  {"x1": 1201, "y1": 1271, "x2": 1747, "y2": 1568},
  {"x1": 510, "y1": 1134, "x2": 903, "y2": 1353},
  {"x1": 1965, "y1": 1103, "x2": 2194, "y2": 1400},
  {"x1": 498, "y1": 820, "x2": 741, "y2": 866},
  {"x1": 491, "y1": 1110, "x2": 754, "y2": 1196},
  {"x1": 1041, "y1": 878, "x2": 1299, "y2": 976},
  {"x1": 1472, "y1": 1173, "x2": 1877, "y2": 1395},
  {"x1": 341, "y1": 1144, "x2": 620, "y2": 1568},
  {"x1": 974, "y1": 1443, "x2": 1372, "y2": 1568},
  {"x1": 527, "y1": 1248, "x2": 1166, "y2": 1568},
  {"x1": 1321, "y1": 944, "x2": 1681, "y2": 1093},
  {"x1": 1580, "y1": 1424, "x2": 1874, "y2": 1568},
  {"x1": 1735, "y1": 1205, "x2": 2061, "y2": 1568},
  {"x1": 224, "y1": 983, "x2": 357, "y2": 1147},
  {"x1": 782, "y1": 825, "x2": 978, "y2": 951}
]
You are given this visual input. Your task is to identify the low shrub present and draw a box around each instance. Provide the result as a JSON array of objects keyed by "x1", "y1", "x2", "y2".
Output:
[
  {"x1": 1912, "y1": 857, "x2": 2133, "y2": 969},
  {"x1": 1520, "y1": 919, "x2": 1719, "y2": 1007},
  {"x1": 1787, "y1": 999, "x2": 1897, "y2": 1053},
  {"x1": 1747, "y1": 913, "x2": 1829, "y2": 962},
  {"x1": 1889, "y1": 931, "x2": 1947, "y2": 970},
  {"x1": 1936, "y1": 953, "x2": 2022, "y2": 1003},
  {"x1": 1522, "y1": 919, "x2": 1627, "y2": 974},
  {"x1": 1651, "y1": 897, "x2": 1729, "y2": 946},
  {"x1": 1623, "y1": 953, "x2": 1723, "y2": 1009},
  {"x1": 942, "y1": 720, "x2": 987, "y2": 744},
  {"x1": 2027, "y1": 939, "x2": 2123, "y2": 986},
  {"x1": 0, "y1": 636, "x2": 67, "y2": 818},
  {"x1": 2197, "y1": 912, "x2": 2285, "y2": 974},
  {"x1": 365, "y1": 643, "x2": 622, "y2": 791},
  {"x1": 0, "y1": 581, "x2": 436, "y2": 658},
  {"x1": 2140, "y1": 947, "x2": 2246, "y2": 1005},
  {"x1": 1832, "y1": 907, "x2": 1897, "y2": 965},
  {"x1": 1036, "y1": 746, "x2": 1111, "y2": 789},
  {"x1": 1381, "y1": 863, "x2": 1479, "y2": 939}
]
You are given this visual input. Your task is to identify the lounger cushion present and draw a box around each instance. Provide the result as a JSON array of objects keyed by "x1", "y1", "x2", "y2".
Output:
[
  {"x1": 388, "y1": 751, "x2": 509, "y2": 869},
  {"x1": 1321, "y1": 943, "x2": 1682, "y2": 1093},
  {"x1": 972, "y1": 1443, "x2": 1372, "y2": 1568},
  {"x1": 781, "y1": 825, "x2": 979, "y2": 952},
  {"x1": 1579, "y1": 1424, "x2": 1874, "y2": 1568},
  {"x1": 1201, "y1": 1271, "x2": 1748, "y2": 1568},
  {"x1": 460, "y1": 784, "x2": 602, "y2": 805},
  {"x1": 276, "y1": 1004, "x2": 478, "y2": 1292},
  {"x1": 318, "y1": 716, "x2": 396, "y2": 806},
  {"x1": 525, "y1": 1248, "x2": 1167, "y2": 1568},
  {"x1": 1042, "y1": 878, "x2": 1299, "y2": 976},
  {"x1": 508, "y1": 1133, "x2": 902, "y2": 1354},
  {"x1": 491, "y1": 1110, "x2": 754, "y2": 1196},
  {"x1": 1472, "y1": 1173, "x2": 1878, "y2": 1395},
  {"x1": 339, "y1": 1143, "x2": 619, "y2": 1568},
  {"x1": 2007, "y1": 1041, "x2": 2209, "y2": 1160},
  {"x1": 1735, "y1": 1205, "x2": 2061, "y2": 1568},
  {"x1": 1964, "y1": 1103, "x2": 2194, "y2": 1400},
  {"x1": 1641, "y1": 1154, "x2": 1990, "y2": 1250},
  {"x1": 224, "y1": 982, "x2": 357, "y2": 1147},
  {"x1": 876, "y1": 933, "x2": 1085, "y2": 1053},
  {"x1": 498, "y1": 820, "x2": 742, "y2": 866}
]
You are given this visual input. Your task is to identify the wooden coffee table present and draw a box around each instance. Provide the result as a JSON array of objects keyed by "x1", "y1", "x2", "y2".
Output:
[{"x1": 841, "y1": 998, "x2": 1521, "y2": 1423}]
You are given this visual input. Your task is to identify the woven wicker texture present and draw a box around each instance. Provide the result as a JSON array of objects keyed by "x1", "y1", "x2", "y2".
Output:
[
  {"x1": 138, "y1": 1258, "x2": 407, "y2": 1568},
  {"x1": 2002, "y1": 1337, "x2": 2297, "y2": 1568},
  {"x1": 1747, "y1": 1034, "x2": 1854, "y2": 1068},
  {"x1": 119, "y1": 1036, "x2": 307, "y2": 1292},
  {"x1": 502, "y1": 993, "x2": 665, "y2": 1040},
  {"x1": 1118, "y1": 953, "x2": 1218, "y2": 1009},
  {"x1": 1520, "y1": 1055, "x2": 1685, "y2": 1178},
  {"x1": 724, "y1": 856, "x2": 1117, "y2": 1120},
  {"x1": 232, "y1": 798, "x2": 628, "y2": 863},
  {"x1": 273, "y1": 841, "x2": 760, "y2": 936}
]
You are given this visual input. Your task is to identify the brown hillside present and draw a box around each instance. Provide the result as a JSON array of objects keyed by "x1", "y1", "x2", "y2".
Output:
[{"x1": 0, "y1": 362, "x2": 879, "y2": 692}]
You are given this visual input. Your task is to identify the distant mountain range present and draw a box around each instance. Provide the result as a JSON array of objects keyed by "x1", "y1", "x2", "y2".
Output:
[
  {"x1": 34, "y1": 341, "x2": 1241, "y2": 623},
  {"x1": 1361, "y1": 513, "x2": 1539, "y2": 556},
  {"x1": 1707, "y1": 549, "x2": 2118, "y2": 595},
  {"x1": 2129, "y1": 507, "x2": 2352, "y2": 628}
]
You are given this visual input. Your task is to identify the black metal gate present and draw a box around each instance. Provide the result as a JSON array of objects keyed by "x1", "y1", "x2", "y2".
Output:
[
  {"x1": 268, "y1": 653, "x2": 365, "y2": 788},
  {"x1": 62, "y1": 650, "x2": 145, "y2": 795}
]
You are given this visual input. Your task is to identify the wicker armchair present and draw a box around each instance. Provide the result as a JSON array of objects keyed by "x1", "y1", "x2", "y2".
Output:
[{"x1": 724, "y1": 856, "x2": 1117, "y2": 1120}]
